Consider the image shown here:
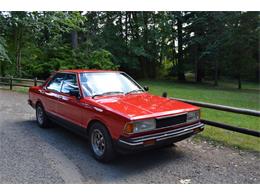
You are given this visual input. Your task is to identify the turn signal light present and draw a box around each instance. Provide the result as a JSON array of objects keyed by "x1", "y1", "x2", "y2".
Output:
[{"x1": 124, "y1": 123, "x2": 134, "y2": 134}]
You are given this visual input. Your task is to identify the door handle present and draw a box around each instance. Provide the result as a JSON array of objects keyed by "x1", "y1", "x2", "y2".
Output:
[
  {"x1": 39, "y1": 89, "x2": 45, "y2": 94},
  {"x1": 58, "y1": 95, "x2": 69, "y2": 101}
]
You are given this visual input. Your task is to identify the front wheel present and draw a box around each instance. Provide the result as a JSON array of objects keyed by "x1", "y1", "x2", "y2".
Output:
[
  {"x1": 89, "y1": 122, "x2": 116, "y2": 162},
  {"x1": 36, "y1": 103, "x2": 50, "y2": 128}
]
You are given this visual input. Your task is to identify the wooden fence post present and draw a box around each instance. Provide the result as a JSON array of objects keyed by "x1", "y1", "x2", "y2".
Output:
[
  {"x1": 9, "y1": 76, "x2": 13, "y2": 90},
  {"x1": 34, "y1": 77, "x2": 37, "y2": 86}
]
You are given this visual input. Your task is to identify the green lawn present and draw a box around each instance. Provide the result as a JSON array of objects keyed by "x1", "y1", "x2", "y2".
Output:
[
  {"x1": 0, "y1": 86, "x2": 29, "y2": 93},
  {"x1": 139, "y1": 80, "x2": 260, "y2": 152}
]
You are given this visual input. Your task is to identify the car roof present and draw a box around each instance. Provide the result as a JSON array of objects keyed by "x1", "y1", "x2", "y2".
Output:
[{"x1": 57, "y1": 69, "x2": 121, "y2": 74}]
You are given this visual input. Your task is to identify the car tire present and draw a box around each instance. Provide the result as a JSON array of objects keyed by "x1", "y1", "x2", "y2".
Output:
[
  {"x1": 89, "y1": 122, "x2": 116, "y2": 163},
  {"x1": 36, "y1": 103, "x2": 50, "y2": 128}
]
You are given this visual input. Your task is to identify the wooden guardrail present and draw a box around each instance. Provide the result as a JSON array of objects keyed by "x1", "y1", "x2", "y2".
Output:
[
  {"x1": 171, "y1": 98, "x2": 260, "y2": 137},
  {"x1": 0, "y1": 76, "x2": 45, "y2": 89}
]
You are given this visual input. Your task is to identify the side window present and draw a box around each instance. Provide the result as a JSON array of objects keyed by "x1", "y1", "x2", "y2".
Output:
[
  {"x1": 61, "y1": 74, "x2": 78, "y2": 94},
  {"x1": 46, "y1": 73, "x2": 65, "y2": 92}
]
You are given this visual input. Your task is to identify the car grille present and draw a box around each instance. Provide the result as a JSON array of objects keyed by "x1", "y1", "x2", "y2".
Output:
[{"x1": 156, "y1": 114, "x2": 187, "y2": 129}]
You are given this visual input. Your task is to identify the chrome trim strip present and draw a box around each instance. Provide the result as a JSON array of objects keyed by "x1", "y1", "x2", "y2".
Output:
[
  {"x1": 131, "y1": 128, "x2": 194, "y2": 143},
  {"x1": 118, "y1": 139, "x2": 144, "y2": 146},
  {"x1": 133, "y1": 122, "x2": 202, "y2": 140},
  {"x1": 156, "y1": 130, "x2": 194, "y2": 141},
  {"x1": 119, "y1": 123, "x2": 204, "y2": 146},
  {"x1": 94, "y1": 107, "x2": 103, "y2": 112}
]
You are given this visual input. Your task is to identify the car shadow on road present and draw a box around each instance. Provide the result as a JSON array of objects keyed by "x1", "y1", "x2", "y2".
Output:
[{"x1": 16, "y1": 119, "x2": 188, "y2": 183}]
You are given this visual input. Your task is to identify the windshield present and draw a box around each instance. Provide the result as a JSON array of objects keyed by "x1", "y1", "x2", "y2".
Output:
[{"x1": 79, "y1": 72, "x2": 143, "y2": 97}]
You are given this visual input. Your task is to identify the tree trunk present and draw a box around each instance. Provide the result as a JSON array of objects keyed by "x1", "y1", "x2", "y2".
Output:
[
  {"x1": 196, "y1": 65, "x2": 203, "y2": 82},
  {"x1": 171, "y1": 19, "x2": 176, "y2": 76},
  {"x1": 256, "y1": 65, "x2": 260, "y2": 82},
  {"x1": 238, "y1": 73, "x2": 242, "y2": 89},
  {"x1": 43, "y1": 12, "x2": 50, "y2": 42},
  {"x1": 141, "y1": 11, "x2": 149, "y2": 78},
  {"x1": 194, "y1": 44, "x2": 200, "y2": 82},
  {"x1": 119, "y1": 12, "x2": 124, "y2": 40},
  {"x1": 129, "y1": 12, "x2": 134, "y2": 40},
  {"x1": 214, "y1": 59, "x2": 219, "y2": 86},
  {"x1": 132, "y1": 12, "x2": 139, "y2": 40},
  {"x1": 0, "y1": 63, "x2": 5, "y2": 77},
  {"x1": 177, "y1": 16, "x2": 185, "y2": 81},
  {"x1": 71, "y1": 31, "x2": 78, "y2": 49},
  {"x1": 18, "y1": 50, "x2": 21, "y2": 77},
  {"x1": 194, "y1": 42, "x2": 203, "y2": 83},
  {"x1": 125, "y1": 12, "x2": 128, "y2": 46},
  {"x1": 15, "y1": 27, "x2": 22, "y2": 77},
  {"x1": 150, "y1": 13, "x2": 157, "y2": 79}
]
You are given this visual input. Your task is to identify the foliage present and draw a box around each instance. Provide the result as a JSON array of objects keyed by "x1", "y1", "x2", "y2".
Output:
[
  {"x1": 0, "y1": 11, "x2": 258, "y2": 86},
  {"x1": 0, "y1": 37, "x2": 10, "y2": 62},
  {"x1": 88, "y1": 49, "x2": 118, "y2": 70}
]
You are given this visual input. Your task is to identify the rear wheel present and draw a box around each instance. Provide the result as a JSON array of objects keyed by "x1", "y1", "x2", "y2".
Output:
[
  {"x1": 36, "y1": 103, "x2": 50, "y2": 128},
  {"x1": 89, "y1": 122, "x2": 116, "y2": 162}
]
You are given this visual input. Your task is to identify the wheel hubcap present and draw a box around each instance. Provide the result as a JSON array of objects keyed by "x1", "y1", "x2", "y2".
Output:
[
  {"x1": 91, "y1": 129, "x2": 105, "y2": 157},
  {"x1": 36, "y1": 106, "x2": 44, "y2": 125}
]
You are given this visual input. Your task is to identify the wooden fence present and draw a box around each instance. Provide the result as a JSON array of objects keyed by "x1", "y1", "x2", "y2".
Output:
[
  {"x1": 171, "y1": 98, "x2": 260, "y2": 137},
  {"x1": 0, "y1": 76, "x2": 45, "y2": 89}
]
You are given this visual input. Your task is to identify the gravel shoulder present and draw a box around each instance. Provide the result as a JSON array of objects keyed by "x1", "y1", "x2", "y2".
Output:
[{"x1": 0, "y1": 90, "x2": 259, "y2": 183}]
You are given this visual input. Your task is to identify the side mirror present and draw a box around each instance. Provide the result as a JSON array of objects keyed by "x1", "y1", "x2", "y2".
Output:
[
  {"x1": 69, "y1": 89, "x2": 80, "y2": 99},
  {"x1": 143, "y1": 86, "x2": 149, "y2": 91},
  {"x1": 162, "y1": 92, "x2": 167, "y2": 98}
]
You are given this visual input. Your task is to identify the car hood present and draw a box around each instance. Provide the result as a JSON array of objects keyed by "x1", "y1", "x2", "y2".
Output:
[{"x1": 94, "y1": 93, "x2": 199, "y2": 120}]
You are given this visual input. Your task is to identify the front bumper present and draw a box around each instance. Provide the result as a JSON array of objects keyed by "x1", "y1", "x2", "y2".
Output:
[{"x1": 116, "y1": 122, "x2": 204, "y2": 152}]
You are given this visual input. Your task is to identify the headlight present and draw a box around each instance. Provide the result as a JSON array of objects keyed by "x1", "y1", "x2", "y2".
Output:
[
  {"x1": 124, "y1": 119, "x2": 156, "y2": 134},
  {"x1": 187, "y1": 111, "x2": 200, "y2": 122}
]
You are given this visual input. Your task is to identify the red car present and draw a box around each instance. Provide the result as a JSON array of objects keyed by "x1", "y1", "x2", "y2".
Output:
[{"x1": 28, "y1": 70, "x2": 204, "y2": 162}]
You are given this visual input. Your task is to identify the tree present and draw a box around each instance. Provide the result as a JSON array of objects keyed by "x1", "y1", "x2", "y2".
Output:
[
  {"x1": 0, "y1": 36, "x2": 11, "y2": 76},
  {"x1": 0, "y1": 11, "x2": 258, "y2": 86},
  {"x1": 173, "y1": 12, "x2": 186, "y2": 81},
  {"x1": 87, "y1": 49, "x2": 118, "y2": 70},
  {"x1": 0, "y1": 37, "x2": 10, "y2": 62},
  {"x1": 222, "y1": 12, "x2": 259, "y2": 89}
]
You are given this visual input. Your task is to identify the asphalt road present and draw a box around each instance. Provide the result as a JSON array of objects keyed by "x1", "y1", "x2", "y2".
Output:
[{"x1": 0, "y1": 89, "x2": 259, "y2": 184}]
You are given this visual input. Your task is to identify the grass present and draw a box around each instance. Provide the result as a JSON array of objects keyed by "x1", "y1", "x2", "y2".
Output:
[
  {"x1": 139, "y1": 79, "x2": 260, "y2": 152},
  {"x1": 0, "y1": 86, "x2": 29, "y2": 93},
  {"x1": 1, "y1": 80, "x2": 259, "y2": 152}
]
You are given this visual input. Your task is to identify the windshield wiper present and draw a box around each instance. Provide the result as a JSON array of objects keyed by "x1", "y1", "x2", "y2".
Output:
[
  {"x1": 92, "y1": 91, "x2": 124, "y2": 99},
  {"x1": 125, "y1": 89, "x2": 144, "y2": 95}
]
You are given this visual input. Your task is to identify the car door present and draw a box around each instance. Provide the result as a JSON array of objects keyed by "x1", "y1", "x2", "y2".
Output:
[
  {"x1": 56, "y1": 73, "x2": 84, "y2": 128},
  {"x1": 43, "y1": 73, "x2": 66, "y2": 115}
]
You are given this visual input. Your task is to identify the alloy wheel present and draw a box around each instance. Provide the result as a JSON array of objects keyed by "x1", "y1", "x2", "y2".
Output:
[
  {"x1": 36, "y1": 105, "x2": 44, "y2": 125},
  {"x1": 91, "y1": 129, "x2": 106, "y2": 157}
]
